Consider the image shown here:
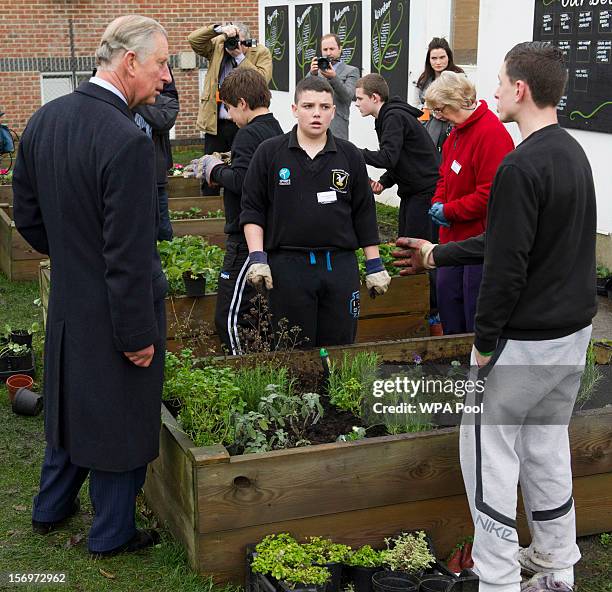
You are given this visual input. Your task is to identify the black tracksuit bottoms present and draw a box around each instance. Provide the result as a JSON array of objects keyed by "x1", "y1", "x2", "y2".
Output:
[
  {"x1": 268, "y1": 249, "x2": 361, "y2": 348},
  {"x1": 214, "y1": 237, "x2": 259, "y2": 355}
]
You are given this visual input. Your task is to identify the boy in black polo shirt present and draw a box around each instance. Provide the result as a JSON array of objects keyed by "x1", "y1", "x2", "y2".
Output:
[
  {"x1": 185, "y1": 69, "x2": 283, "y2": 354},
  {"x1": 240, "y1": 76, "x2": 391, "y2": 347}
]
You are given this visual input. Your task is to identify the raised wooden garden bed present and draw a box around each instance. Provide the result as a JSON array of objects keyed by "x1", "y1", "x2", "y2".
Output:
[
  {"x1": 0, "y1": 184, "x2": 12, "y2": 204},
  {"x1": 144, "y1": 333, "x2": 612, "y2": 584},
  {"x1": 167, "y1": 176, "x2": 201, "y2": 198},
  {"x1": 169, "y1": 195, "x2": 223, "y2": 213},
  {"x1": 165, "y1": 273, "x2": 429, "y2": 352},
  {"x1": 171, "y1": 216, "x2": 226, "y2": 247},
  {"x1": 0, "y1": 203, "x2": 46, "y2": 280}
]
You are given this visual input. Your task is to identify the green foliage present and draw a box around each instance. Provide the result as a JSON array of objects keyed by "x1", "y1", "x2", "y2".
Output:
[
  {"x1": 382, "y1": 531, "x2": 435, "y2": 574},
  {"x1": 577, "y1": 342, "x2": 604, "y2": 408},
  {"x1": 356, "y1": 244, "x2": 400, "y2": 281},
  {"x1": 346, "y1": 545, "x2": 385, "y2": 568},
  {"x1": 596, "y1": 265, "x2": 611, "y2": 278},
  {"x1": 336, "y1": 426, "x2": 367, "y2": 442},
  {"x1": 158, "y1": 235, "x2": 224, "y2": 294},
  {"x1": 233, "y1": 386, "x2": 323, "y2": 454},
  {"x1": 0, "y1": 169, "x2": 12, "y2": 184},
  {"x1": 328, "y1": 352, "x2": 381, "y2": 417},
  {"x1": 169, "y1": 208, "x2": 224, "y2": 220},
  {"x1": 0, "y1": 341, "x2": 31, "y2": 358},
  {"x1": 252, "y1": 533, "x2": 331, "y2": 586},
  {"x1": 600, "y1": 533, "x2": 612, "y2": 547},
  {"x1": 302, "y1": 537, "x2": 351, "y2": 564},
  {"x1": 233, "y1": 363, "x2": 296, "y2": 411}
]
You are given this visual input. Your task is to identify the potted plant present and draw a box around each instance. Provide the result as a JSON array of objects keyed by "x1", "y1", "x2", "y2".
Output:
[
  {"x1": 302, "y1": 537, "x2": 351, "y2": 592},
  {"x1": 251, "y1": 533, "x2": 331, "y2": 592},
  {"x1": 345, "y1": 545, "x2": 385, "y2": 592},
  {"x1": 4, "y1": 342, "x2": 33, "y2": 372},
  {"x1": 4, "y1": 322, "x2": 39, "y2": 348},
  {"x1": 596, "y1": 265, "x2": 612, "y2": 297},
  {"x1": 380, "y1": 531, "x2": 435, "y2": 577}
]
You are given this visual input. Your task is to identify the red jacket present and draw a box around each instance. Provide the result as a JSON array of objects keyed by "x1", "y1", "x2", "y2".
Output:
[{"x1": 432, "y1": 100, "x2": 514, "y2": 243}]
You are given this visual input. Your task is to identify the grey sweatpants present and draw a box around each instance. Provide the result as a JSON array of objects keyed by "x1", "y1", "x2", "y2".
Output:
[{"x1": 460, "y1": 326, "x2": 592, "y2": 592}]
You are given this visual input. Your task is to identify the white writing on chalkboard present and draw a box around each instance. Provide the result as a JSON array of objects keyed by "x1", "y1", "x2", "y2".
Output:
[
  {"x1": 596, "y1": 40, "x2": 612, "y2": 62},
  {"x1": 333, "y1": 5, "x2": 350, "y2": 22},
  {"x1": 297, "y1": 6, "x2": 312, "y2": 28},
  {"x1": 267, "y1": 9, "x2": 278, "y2": 25},
  {"x1": 561, "y1": 0, "x2": 612, "y2": 7},
  {"x1": 374, "y1": 0, "x2": 391, "y2": 20}
]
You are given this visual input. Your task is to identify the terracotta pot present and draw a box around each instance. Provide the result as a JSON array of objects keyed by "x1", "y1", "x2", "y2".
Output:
[{"x1": 6, "y1": 374, "x2": 33, "y2": 404}]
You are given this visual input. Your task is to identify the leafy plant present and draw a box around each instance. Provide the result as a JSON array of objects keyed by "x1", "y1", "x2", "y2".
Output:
[
  {"x1": 336, "y1": 426, "x2": 367, "y2": 442},
  {"x1": 252, "y1": 533, "x2": 331, "y2": 586},
  {"x1": 577, "y1": 341, "x2": 604, "y2": 409},
  {"x1": 381, "y1": 531, "x2": 435, "y2": 573},
  {"x1": 233, "y1": 363, "x2": 296, "y2": 411},
  {"x1": 328, "y1": 352, "x2": 381, "y2": 417},
  {"x1": 596, "y1": 265, "x2": 611, "y2": 278},
  {"x1": 168, "y1": 163, "x2": 185, "y2": 177},
  {"x1": 356, "y1": 244, "x2": 399, "y2": 281},
  {"x1": 0, "y1": 342, "x2": 31, "y2": 358},
  {"x1": 233, "y1": 385, "x2": 323, "y2": 454},
  {"x1": 601, "y1": 532, "x2": 612, "y2": 547},
  {"x1": 0, "y1": 168, "x2": 12, "y2": 184},
  {"x1": 302, "y1": 536, "x2": 351, "y2": 564},
  {"x1": 346, "y1": 545, "x2": 385, "y2": 568},
  {"x1": 169, "y1": 207, "x2": 224, "y2": 221},
  {"x1": 158, "y1": 235, "x2": 224, "y2": 294}
]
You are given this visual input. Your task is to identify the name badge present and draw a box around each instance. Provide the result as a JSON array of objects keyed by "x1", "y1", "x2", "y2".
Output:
[
  {"x1": 451, "y1": 160, "x2": 462, "y2": 175},
  {"x1": 317, "y1": 190, "x2": 337, "y2": 204}
]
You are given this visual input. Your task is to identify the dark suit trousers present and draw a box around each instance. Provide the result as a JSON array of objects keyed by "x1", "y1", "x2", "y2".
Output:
[{"x1": 32, "y1": 445, "x2": 147, "y2": 552}]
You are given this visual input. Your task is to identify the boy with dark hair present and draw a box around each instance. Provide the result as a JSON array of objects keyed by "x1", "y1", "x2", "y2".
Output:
[
  {"x1": 393, "y1": 42, "x2": 597, "y2": 592},
  {"x1": 355, "y1": 73, "x2": 439, "y2": 240},
  {"x1": 240, "y1": 76, "x2": 391, "y2": 347},
  {"x1": 186, "y1": 68, "x2": 283, "y2": 354}
]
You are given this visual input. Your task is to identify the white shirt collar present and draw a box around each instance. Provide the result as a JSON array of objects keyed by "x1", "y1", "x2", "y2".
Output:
[{"x1": 89, "y1": 76, "x2": 128, "y2": 105}]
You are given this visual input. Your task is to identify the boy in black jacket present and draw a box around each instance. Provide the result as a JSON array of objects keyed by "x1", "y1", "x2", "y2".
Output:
[
  {"x1": 240, "y1": 76, "x2": 391, "y2": 347},
  {"x1": 393, "y1": 43, "x2": 597, "y2": 592},
  {"x1": 355, "y1": 73, "x2": 439, "y2": 240},
  {"x1": 185, "y1": 69, "x2": 283, "y2": 354}
]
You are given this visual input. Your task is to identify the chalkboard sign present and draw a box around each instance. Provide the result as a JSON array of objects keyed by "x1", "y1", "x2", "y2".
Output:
[
  {"x1": 371, "y1": 0, "x2": 410, "y2": 99},
  {"x1": 265, "y1": 5, "x2": 290, "y2": 91},
  {"x1": 533, "y1": 0, "x2": 612, "y2": 134},
  {"x1": 295, "y1": 3, "x2": 323, "y2": 83},
  {"x1": 330, "y1": 2, "x2": 363, "y2": 72}
]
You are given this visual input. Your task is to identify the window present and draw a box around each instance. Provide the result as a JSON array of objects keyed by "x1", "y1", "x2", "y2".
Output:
[
  {"x1": 451, "y1": 0, "x2": 480, "y2": 65},
  {"x1": 40, "y1": 73, "x2": 90, "y2": 104}
]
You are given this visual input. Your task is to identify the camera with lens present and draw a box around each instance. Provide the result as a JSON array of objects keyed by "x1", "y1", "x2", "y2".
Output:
[
  {"x1": 316, "y1": 56, "x2": 331, "y2": 71},
  {"x1": 224, "y1": 35, "x2": 257, "y2": 51}
]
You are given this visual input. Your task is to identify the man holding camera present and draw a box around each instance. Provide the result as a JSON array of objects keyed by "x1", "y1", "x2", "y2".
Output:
[
  {"x1": 308, "y1": 33, "x2": 359, "y2": 140},
  {"x1": 188, "y1": 23, "x2": 272, "y2": 194}
]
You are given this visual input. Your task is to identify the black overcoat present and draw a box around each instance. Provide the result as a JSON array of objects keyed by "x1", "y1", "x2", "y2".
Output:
[{"x1": 12, "y1": 82, "x2": 167, "y2": 472}]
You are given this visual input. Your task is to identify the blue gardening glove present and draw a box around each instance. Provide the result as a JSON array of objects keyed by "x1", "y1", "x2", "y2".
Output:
[{"x1": 428, "y1": 202, "x2": 450, "y2": 227}]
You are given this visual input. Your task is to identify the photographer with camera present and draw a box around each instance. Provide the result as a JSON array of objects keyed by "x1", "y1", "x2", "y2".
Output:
[
  {"x1": 188, "y1": 22, "x2": 272, "y2": 194},
  {"x1": 308, "y1": 33, "x2": 359, "y2": 140}
]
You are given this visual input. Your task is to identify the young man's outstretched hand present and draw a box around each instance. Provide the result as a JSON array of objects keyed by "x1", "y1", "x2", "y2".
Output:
[{"x1": 392, "y1": 237, "x2": 436, "y2": 275}]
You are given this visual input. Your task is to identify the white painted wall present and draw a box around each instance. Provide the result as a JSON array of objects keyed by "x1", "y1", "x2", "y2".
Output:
[{"x1": 258, "y1": 0, "x2": 612, "y2": 231}]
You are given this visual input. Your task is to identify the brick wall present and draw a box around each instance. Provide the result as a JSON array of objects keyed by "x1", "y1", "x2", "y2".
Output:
[{"x1": 0, "y1": 1, "x2": 259, "y2": 139}]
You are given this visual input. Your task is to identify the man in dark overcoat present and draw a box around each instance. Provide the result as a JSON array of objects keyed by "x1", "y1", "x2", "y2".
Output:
[{"x1": 12, "y1": 15, "x2": 172, "y2": 556}]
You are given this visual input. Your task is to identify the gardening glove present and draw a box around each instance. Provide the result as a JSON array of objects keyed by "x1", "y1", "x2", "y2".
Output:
[
  {"x1": 212, "y1": 151, "x2": 232, "y2": 165},
  {"x1": 429, "y1": 203, "x2": 450, "y2": 227},
  {"x1": 365, "y1": 258, "x2": 391, "y2": 298},
  {"x1": 246, "y1": 251, "x2": 273, "y2": 290},
  {"x1": 183, "y1": 155, "x2": 223, "y2": 184}
]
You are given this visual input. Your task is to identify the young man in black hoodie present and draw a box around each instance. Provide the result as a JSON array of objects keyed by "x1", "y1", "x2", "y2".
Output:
[
  {"x1": 185, "y1": 69, "x2": 283, "y2": 354},
  {"x1": 355, "y1": 73, "x2": 439, "y2": 239},
  {"x1": 393, "y1": 43, "x2": 597, "y2": 592}
]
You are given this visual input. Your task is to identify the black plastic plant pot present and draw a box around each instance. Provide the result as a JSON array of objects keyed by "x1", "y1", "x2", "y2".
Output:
[
  {"x1": 10, "y1": 330, "x2": 33, "y2": 348},
  {"x1": 596, "y1": 276, "x2": 611, "y2": 297},
  {"x1": 321, "y1": 563, "x2": 342, "y2": 592},
  {"x1": 418, "y1": 575, "x2": 455, "y2": 592},
  {"x1": 0, "y1": 356, "x2": 8, "y2": 372},
  {"x1": 8, "y1": 353, "x2": 32, "y2": 372},
  {"x1": 347, "y1": 565, "x2": 384, "y2": 592},
  {"x1": 278, "y1": 580, "x2": 326, "y2": 592},
  {"x1": 372, "y1": 571, "x2": 419, "y2": 592},
  {"x1": 12, "y1": 387, "x2": 43, "y2": 416},
  {"x1": 182, "y1": 273, "x2": 206, "y2": 298}
]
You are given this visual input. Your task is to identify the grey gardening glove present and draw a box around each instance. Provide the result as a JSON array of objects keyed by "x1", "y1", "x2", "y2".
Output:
[
  {"x1": 183, "y1": 154, "x2": 223, "y2": 184},
  {"x1": 246, "y1": 251, "x2": 273, "y2": 290},
  {"x1": 365, "y1": 257, "x2": 391, "y2": 298}
]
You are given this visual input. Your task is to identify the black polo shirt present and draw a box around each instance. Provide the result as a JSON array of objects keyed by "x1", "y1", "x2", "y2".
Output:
[{"x1": 240, "y1": 126, "x2": 380, "y2": 251}]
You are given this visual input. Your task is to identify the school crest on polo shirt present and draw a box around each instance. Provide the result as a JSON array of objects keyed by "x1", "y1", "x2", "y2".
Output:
[{"x1": 331, "y1": 169, "x2": 349, "y2": 193}]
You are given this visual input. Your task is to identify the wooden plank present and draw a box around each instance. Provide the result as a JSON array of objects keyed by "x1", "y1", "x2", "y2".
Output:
[
  {"x1": 11, "y1": 259, "x2": 43, "y2": 281},
  {"x1": 0, "y1": 206, "x2": 12, "y2": 278},
  {"x1": 143, "y1": 406, "x2": 199, "y2": 565},
  {"x1": 0, "y1": 185, "x2": 11, "y2": 203},
  {"x1": 360, "y1": 274, "x2": 429, "y2": 318},
  {"x1": 171, "y1": 217, "x2": 226, "y2": 247},
  {"x1": 193, "y1": 407, "x2": 612, "y2": 534},
  {"x1": 167, "y1": 177, "x2": 202, "y2": 198},
  {"x1": 357, "y1": 313, "x2": 428, "y2": 342},
  {"x1": 38, "y1": 261, "x2": 50, "y2": 329},
  {"x1": 194, "y1": 471, "x2": 612, "y2": 583},
  {"x1": 168, "y1": 195, "x2": 223, "y2": 212}
]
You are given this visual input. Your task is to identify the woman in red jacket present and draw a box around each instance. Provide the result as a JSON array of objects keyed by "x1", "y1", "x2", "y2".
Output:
[{"x1": 424, "y1": 72, "x2": 514, "y2": 334}]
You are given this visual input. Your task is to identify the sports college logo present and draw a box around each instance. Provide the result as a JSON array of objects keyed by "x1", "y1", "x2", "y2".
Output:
[
  {"x1": 279, "y1": 167, "x2": 291, "y2": 186},
  {"x1": 331, "y1": 169, "x2": 349, "y2": 193}
]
